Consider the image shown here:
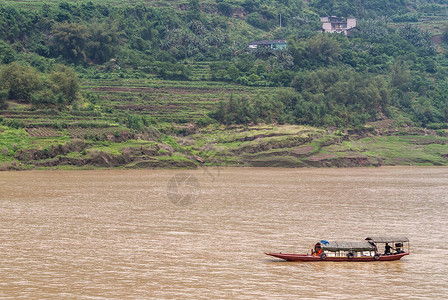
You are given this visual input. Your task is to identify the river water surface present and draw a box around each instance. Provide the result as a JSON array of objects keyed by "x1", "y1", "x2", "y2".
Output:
[{"x1": 0, "y1": 167, "x2": 447, "y2": 299}]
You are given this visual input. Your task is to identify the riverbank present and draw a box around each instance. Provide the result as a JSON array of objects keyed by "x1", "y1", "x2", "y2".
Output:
[{"x1": 1, "y1": 122, "x2": 447, "y2": 171}]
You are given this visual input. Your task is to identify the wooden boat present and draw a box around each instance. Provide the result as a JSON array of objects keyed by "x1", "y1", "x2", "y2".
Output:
[{"x1": 265, "y1": 237, "x2": 409, "y2": 262}]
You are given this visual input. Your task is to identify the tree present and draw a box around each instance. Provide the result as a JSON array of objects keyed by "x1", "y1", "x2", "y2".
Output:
[
  {"x1": 390, "y1": 61, "x2": 411, "y2": 91},
  {"x1": 398, "y1": 25, "x2": 436, "y2": 55},
  {"x1": 51, "y1": 22, "x2": 89, "y2": 63},
  {"x1": 355, "y1": 18, "x2": 389, "y2": 43},
  {"x1": 442, "y1": 24, "x2": 448, "y2": 44},
  {"x1": 87, "y1": 22, "x2": 122, "y2": 64},
  {"x1": 247, "y1": 12, "x2": 269, "y2": 30},
  {"x1": 188, "y1": 0, "x2": 201, "y2": 21},
  {"x1": 0, "y1": 90, "x2": 8, "y2": 110},
  {"x1": 0, "y1": 62, "x2": 42, "y2": 102},
  {"x1": 218, "y1": 2, "x2": 233, "y2": 17},
  {"x1": 305, "y1": 34, "x2": 341, "y2": 66},
  {"x1": 30, "y1": 89, "x2": 59, "y2": 109},
  {"x1": 0, "y1": 40, "x2": 16, "y2": 64},
  {"x1": 48, "y1": 64, "x2": 79, "y2": 103},
  {"x1": 289, "y1": 34, "x2": 342, "y2": 68}
]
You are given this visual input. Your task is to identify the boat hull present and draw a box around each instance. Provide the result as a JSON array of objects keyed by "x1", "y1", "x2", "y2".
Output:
[{"x1": 265, "y1": 252, "x2": 409, "y2": 262}]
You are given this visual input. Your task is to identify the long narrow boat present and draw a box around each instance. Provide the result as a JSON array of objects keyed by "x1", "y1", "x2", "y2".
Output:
[
  {"x1": 265, "y1": 252, "x2": 409, "y2": 262},
  {"x1": 265, "y1": 237, "x2": 410, "y2": 262}
]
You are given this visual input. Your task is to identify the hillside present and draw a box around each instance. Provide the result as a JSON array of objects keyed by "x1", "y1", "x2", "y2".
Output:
[{"x1": 0, "y1": 0, "x2": 447, "y2": 170}]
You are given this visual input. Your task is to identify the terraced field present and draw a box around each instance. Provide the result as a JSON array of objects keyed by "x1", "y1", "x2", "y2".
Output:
[
  {"x1": 389, "y1": 4, "x2": 448, "y2": 38},
  {"x1": 2, "y1": 0, "x2": 170, "y2": 8},
  {"x1": 0, "y1": 65, "x2": 282, "y2": 142},
  {"x1": 82, "y1": 77, "x2": 281, "y2": 123}
]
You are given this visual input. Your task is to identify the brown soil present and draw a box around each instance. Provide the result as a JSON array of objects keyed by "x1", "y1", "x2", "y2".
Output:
[
  {"x1": 231, "y1": 135, "x2": 317, "y2": 155},
  {"x1": 302, "y1": 155, "x2": 382, "y2": 168},
  {"x1": 31, "y1": 152, "x2": 197, "y2": 169},
  {"x1": 90, "y1": 86, "x2": 247, "y2": 94},
  {"x1": 290, "y1": 146, "x2": 315, "y2": 157}
]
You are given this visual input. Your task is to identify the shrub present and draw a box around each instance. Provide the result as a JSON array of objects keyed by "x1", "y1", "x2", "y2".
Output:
[
  {"x1": 217, "y1": 2, "x2": 233, "y2": 17},
  {"x1": 0, "y1": 62, "x2": 42, "y2": 102},
  {"x1": 247, "y1": 13, "x2": 269, "y2": 30},
  {"x1": 49, "y1": 65, "x2": 79, "y2": 103},
  {"x1": 0, "y1": 90, "x2": 8, "y2": 109},
  {"x1": 5, "y1": 119, "x2": 25, "y2": 129}
]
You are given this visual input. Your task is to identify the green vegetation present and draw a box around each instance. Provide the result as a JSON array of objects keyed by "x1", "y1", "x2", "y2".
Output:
[
  {"x1": 212, "y1": 21, "x2": 448, "y2": 128},
  {"x1": 328, "y1": 135, "x2": 448, "y2": 166},
  {"x1": 0, "y1": 0, "x2": 447, "y2": 169},
  {"x1": 0, "y1": 62, "x2": 78, "y2": 110}
]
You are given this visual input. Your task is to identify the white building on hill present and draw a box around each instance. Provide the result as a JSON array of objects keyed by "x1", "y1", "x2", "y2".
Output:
[{"x1": 320, "y1": 16, "x2": 357, "y2": 36}]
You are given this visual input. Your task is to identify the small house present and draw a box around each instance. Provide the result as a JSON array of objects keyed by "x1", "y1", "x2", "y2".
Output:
[
  {"x1": 320, "y1": 16, "x2": 357, "y2": 36},
  {"x1": 248, "y1": 39, "x2": 287, "y2": 50}
]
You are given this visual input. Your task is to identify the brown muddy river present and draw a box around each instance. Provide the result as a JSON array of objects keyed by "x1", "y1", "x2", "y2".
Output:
[{"x1": 0, "y1": 167, "x2": 447, "y2": 299}]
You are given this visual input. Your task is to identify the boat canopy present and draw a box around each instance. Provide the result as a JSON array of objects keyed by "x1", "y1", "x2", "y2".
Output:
[
  {"x1": 365, "y1": 237, "x2": 409, "y2": 243},
  {"x1": 319, "y1": 241, "x2": 376, "y2": 252}
]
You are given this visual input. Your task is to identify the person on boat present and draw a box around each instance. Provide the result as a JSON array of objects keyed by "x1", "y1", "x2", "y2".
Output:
[
  {"x1": 313, "y1": 243, "x2": 322, "y2": 256},
  {"x1": 384, "y1": 243, "x2": 393, "y2": 255},
  {"x1": 368, "y1": 241, "x2": 378, "y2": 252},
  {"x1": 394, "y1": 243, "x2": 403, "y2": 254}
]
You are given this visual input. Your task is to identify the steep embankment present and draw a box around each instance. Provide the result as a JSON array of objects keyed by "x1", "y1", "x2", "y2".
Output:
[
  {"x1": 188, "y1": 123, "x2": 448, "y2": 168},
  {"x1": 2, "y1": 122, "x2": 447, "y2": 170}
]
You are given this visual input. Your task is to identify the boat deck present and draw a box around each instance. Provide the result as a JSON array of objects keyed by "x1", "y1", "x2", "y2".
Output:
[{"x1": 265, "y1": 252, "x2": 409, "y2": 262}]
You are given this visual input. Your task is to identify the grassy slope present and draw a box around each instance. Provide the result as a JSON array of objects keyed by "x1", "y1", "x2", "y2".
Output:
[{"x1": 2, "y1": 119, "x2": 448, "y2": 170}]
